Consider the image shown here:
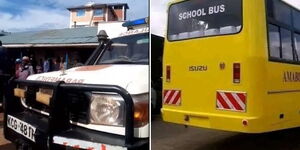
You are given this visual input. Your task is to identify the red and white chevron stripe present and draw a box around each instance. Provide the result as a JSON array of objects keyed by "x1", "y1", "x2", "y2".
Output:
[
  {"x1": 163, "y1": 90, "x2": 181, "y2": 105},
  {"x1": 216, "y1": 91, "x2": 246, "y2": 112}
]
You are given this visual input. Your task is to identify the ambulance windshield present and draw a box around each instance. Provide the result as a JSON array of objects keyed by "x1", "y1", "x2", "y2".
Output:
[{"x1": 97, "y1": 33, "x2": 149, "y2": 65}]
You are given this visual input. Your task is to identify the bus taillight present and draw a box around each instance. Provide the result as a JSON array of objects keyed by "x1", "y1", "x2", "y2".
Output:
[
  {"x1": 166, "y1": 65, "x2": 171, "y2": 82},
  {"x1": 233, "y1": 63, "x2": 240, "y2": 83}
]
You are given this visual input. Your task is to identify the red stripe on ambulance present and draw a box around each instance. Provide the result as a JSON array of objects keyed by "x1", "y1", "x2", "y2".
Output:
[
  {"x1": 216, "y1": 91, "x2": 246, "y2": 112},
  {"x1": 164, "y1": 90, "x2": 181, "y2": 105}
]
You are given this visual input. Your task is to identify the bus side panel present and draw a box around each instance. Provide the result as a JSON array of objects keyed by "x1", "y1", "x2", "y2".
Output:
[{"x1": 266, "y1": 62, "x2": 300, "y2": 130}]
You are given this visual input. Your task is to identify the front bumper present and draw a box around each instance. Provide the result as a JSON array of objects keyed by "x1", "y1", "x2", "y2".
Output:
[
  {"x1": 53, "y1": 126, "x2": 148, "y2": 150},
  {"x1": 5, "y1": 111, "x2": 49, "y2": 149},
  {"x1": 4, "y1": 79, "x2": 148, "y2": 150}
]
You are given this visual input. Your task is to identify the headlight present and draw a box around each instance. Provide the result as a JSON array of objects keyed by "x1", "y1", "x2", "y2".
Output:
[
  {"x1": 89, "y1": 92, "x2": 149, "y2": 128},
  {"x1": 89, "y1": 93, "x2": 125, "y2": 127}
]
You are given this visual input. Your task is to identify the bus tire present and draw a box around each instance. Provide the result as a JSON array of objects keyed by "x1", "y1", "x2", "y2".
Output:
[{"x1": 151, "y1": 88, "x2": 162, "y2": 114}]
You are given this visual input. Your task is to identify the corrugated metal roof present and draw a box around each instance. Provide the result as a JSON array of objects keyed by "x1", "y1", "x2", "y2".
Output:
[
  {"x1": 0, "y1": 27, "x2": 98, "y2": 45},
  {"x1": 0, "y1": 31, "x2": 10, "y2": 36}
]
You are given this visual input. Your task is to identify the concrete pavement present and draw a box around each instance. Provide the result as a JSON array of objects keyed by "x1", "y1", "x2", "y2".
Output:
[
  {"x1": 3, "y1": 113, "x2": 300, "y2": 150},
  {"x1": 0, "y1": 113, "x2": 14, "y2": 150},
  {"x1": 152, "y1": 114, "x2": 300, "y2": 150}
]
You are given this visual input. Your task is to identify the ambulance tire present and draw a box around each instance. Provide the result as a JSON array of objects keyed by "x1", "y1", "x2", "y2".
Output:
[
  {"x1": 15, "y1": 143, "x2": 35, "y2": 150},
  {"x1": 0, "y1": 92, "x2": 4, "y2": 112},
  {"x1": 129, "y1": 142, "x2": 149, "y2": 150},
  {"x1": 0, "y1": 96, "x2": 3, "y2": 112}
]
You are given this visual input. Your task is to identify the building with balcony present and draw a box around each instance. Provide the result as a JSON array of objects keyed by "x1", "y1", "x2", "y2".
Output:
[{"x1": 67, "y1": 2, "x2": 129, "y2": 28}]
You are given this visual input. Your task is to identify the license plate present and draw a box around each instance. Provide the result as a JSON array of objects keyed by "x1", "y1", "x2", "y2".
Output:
[{"x1": 7, "y1": 115, "x2": 36, "y2": 142}]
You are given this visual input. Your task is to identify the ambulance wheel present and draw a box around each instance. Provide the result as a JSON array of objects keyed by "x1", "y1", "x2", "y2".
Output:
[
  {"x1": 0, "y1": 94, "x2": 4, "y2": 112},
  {"x1": 15, "y1": 143, "x2": 35, "y2": 150}
]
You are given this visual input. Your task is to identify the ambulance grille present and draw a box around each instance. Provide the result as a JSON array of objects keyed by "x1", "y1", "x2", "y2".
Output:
[
  {"x1": 20, "y1": 85, "x2": 89, "y2": 124},
  {"x1": 25, "y1": 86, "x2": 50, "y2": 113},
  {"x1": 66, "y1": 92, "x2": 90, "y2": 124}
]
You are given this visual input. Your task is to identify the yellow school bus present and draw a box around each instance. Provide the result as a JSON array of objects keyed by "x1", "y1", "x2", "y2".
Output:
[{"x1": 162, "y1": 0, "x2": 300, "y2": 133}]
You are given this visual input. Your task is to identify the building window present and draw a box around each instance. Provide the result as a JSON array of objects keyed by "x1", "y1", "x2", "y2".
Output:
[
  {"x1": 77, "y1": 9, "x2": 85, "y2": 17},
  {"x1": 94, "y1": 9, "x2": 104, "y2": 16}
]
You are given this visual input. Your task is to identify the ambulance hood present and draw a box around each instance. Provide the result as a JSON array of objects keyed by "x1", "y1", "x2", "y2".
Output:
[{"x1": 27, "y1": 65, "x2": 149, "y2": 94}]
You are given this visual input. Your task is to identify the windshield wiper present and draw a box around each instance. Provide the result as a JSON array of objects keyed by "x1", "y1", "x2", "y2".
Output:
[
  {"x1": 100, "y1": 57, "x2": 134, "y2": 64},
  {"x1": 100, "y1": 56, "x2": 149, "y2": 64},
  {"x1": 111, "y1": 60, "x2": 135, "y2": 64}
]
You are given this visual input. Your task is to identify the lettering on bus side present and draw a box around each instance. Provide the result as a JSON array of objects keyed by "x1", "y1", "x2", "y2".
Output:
[
  {"x1": 189, "y1": 65, "x2": 208, "y2": 72},
  {"x1": 283, "y1": 71, "x2": 300, "y2": 82}
]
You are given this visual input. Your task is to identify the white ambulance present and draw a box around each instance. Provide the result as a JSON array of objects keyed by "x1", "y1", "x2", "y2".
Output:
[{"x1": 4, "y1": 18, "x2": 149, "y2": 150}]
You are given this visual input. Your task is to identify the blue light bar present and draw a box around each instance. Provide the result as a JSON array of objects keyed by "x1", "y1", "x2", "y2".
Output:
[{"x1": 122, "y1": 18, "x2": 147, "y2": 27}]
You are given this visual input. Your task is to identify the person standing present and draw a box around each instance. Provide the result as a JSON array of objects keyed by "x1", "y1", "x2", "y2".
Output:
[
  {"x1": 53, "y1": 57, "x2": 61, "y2": 71},
  {"x1": 0, "y1": 40, "x2": 10, "y2": 106},
  {"x1": 0, "y1": 40, "x2": 8, "y2": 74},
  {"x1": 48, "y1": 58, "x2": 54, "y2": 72},
  {"x1": 74, "y1": 58, "x2": 83, "y2": 67},
  {"x1": 15, "y1": 58, "x2": 22, "y2": 78},
  {"x1": 43, "y1": 57, "x2": 50, "y2": 72},
  {"x1": 18, "y1": 56, "x2": 34, "y2": 80},
  {"x1": 30, "y1": 54, "x2": 37, "y2": 73}
]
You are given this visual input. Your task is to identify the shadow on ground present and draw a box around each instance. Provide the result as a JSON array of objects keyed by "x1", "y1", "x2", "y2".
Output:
[
  {"x1": 0, "y1": 143, "x2": 14, "y2": 150},
  {"x1": 152, "y1": 115, "x2": 300, "y2": 150},
  {"x1": 199, "y1": 128, "x2": 300, "y2": 150},
  {"x1": 0, "y1": 113, "x2": 14, "y2": 150},
  {"x1": 0, "y1": 120, "x2": 3, "y2": 128}
]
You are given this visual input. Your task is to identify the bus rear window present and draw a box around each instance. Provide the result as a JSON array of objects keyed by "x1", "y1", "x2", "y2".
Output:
[{"x1": 168, "y1": 0, "x2": 242, "y2": 41}]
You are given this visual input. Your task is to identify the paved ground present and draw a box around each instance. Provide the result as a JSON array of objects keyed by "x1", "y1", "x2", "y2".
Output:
[
  {"x1": 0, "y1": 113, "x2": 14, "y2": 150},
  {"x1": 4, "y1": 113, "x2": 300, "y2": 150},
  {"x1": 152, "y1": 114, "x2": 300, "y2": 150}
]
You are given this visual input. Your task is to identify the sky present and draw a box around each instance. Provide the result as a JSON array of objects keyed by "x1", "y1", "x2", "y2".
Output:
[
  {"x1": 0, "y1": 0, "x2": 148, "y2": 32},
  {"x1": 150, "y1": 0, "x2": 169, "y2": 37},
  {"x1": 151, "y1": 0, "x2": 300, "y2": 37},
  {"x1": 282, "y1": 0, "x2": 300, "y2": 10}
]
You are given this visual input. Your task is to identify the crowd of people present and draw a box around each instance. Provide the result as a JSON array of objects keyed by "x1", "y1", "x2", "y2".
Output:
[
  {"x1": 0, "y1": 40, "x2": 86, "y2": 105},
  {"x1": 15, "y1": 56, "x2": 73, "y2": 80},
  {"x1": 0, "y1": 40, "x2": 84, "y2": 80}
]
